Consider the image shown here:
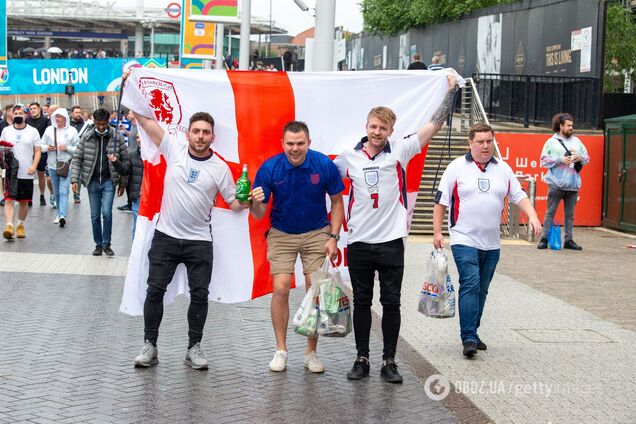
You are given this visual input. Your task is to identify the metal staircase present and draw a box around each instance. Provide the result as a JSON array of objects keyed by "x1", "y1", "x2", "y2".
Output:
[
  {"x1": 410, "y1": 132, "x2": 467, "y2": 235},
  {"x1": 409, "y1": 77, "x2": 516, "y2": 236}
]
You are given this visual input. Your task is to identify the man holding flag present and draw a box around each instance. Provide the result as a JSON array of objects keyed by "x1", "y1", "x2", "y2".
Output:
[
  {"x1": 126, "y1": 73, "x2": 250, "y2": 368},
  {"x1": 335, "y1": 72, "x2": 458, "y2": 384}
]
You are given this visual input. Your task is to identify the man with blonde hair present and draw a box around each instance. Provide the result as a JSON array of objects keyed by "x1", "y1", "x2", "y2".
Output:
[{"x1": 334, "y1": 73, "x2": 457, "y2": 383}]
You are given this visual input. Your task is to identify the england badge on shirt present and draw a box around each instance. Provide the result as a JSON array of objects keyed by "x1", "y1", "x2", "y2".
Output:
[
  {"x1": 187, "y1": 168, "x2": 200, "y2": 183},
  {"x1": 364, "y1": 170, "x2": 379, "y2": 186},
  {"x1": 478, "y1": 178, "x2": 490, "y2": 192}
]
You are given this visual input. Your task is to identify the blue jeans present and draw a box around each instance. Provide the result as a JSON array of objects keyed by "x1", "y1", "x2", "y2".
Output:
[
  {"x1": 131, "y1": 199, "x2": 140, "y2": 240},
  {"x1": 49, "y1": 168, "x2": 70, "y2": 219},
  {"x1": 451, "y1": 245, "x2": 500, "y2": 344},
  {"x1": 87, "y1": 179, "x2": 115, "y2": 247}
]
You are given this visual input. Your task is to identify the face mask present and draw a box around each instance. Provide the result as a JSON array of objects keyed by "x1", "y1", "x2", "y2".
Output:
[
  {"x1": 13, "y1": 116, "x2": 24, "y2": 124},
  {"x1": 95, "y1": 127, "x2": 108, "y2": 135}
]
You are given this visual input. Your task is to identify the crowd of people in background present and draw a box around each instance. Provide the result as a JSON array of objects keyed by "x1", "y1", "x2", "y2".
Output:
[{"x1": 0, "y1": 102, "x2": 139, "y2": 255}]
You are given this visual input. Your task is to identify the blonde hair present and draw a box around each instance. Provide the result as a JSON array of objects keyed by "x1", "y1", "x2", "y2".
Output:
[{"x1": 367, "y1": 107, "x2": 396, "y2": 128}]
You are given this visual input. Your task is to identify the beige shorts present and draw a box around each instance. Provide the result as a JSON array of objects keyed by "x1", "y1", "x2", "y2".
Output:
[{"x1": 266, "y1": 226, "x2": 330, "y2": 275}]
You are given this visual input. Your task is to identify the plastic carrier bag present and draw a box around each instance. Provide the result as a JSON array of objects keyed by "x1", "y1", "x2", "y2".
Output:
[
  {"x1": 292, "y1": 285, "x2": 320, "y2": 339},
  {"x1": 418, "y1": 249, "x2": 456, "y2": 319},
  {"x1": 314, "y1": 258, "x2": 353, "y2": 337},
  {"x1": 548, "y1": 223, "x2": 561, "y2": 250}
]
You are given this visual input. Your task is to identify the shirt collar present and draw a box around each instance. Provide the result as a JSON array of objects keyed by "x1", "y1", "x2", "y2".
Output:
[
  {"x1": 283, "y1": 150, "x2": 311, "y2": 169},
  {"x1": 464, "y1": 152, "x2": 498, "y2": 165},
  {"x1": 354, "y1": 136, "x2": 392, "y2": 159}
]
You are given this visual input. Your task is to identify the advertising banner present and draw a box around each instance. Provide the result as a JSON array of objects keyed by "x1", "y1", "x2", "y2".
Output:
[
  {"x1": 0, "y1": 0, "x2": 7, "y2": 68},
  {"x1": 0, "y1": 58, "x2": 166, "y2": 95},
  {"x1": 189, "y1": 0, "x2": 239, "y2": 23},
  {"x1": 496, "y1": 132, "x2": 604, "y2": 226},
  {"x1": 181, "y1": 0, "x2": 216, "y2": 59}
]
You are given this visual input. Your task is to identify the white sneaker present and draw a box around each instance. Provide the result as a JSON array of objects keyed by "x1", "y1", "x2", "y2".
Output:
[
  {"x1": 134, "y1": 341, "x2": 158, "y2": 367},
  {"x1": 53, "y1": 217, "x2": 59, "y2": 224},
  {"x1": 304, "y1": 351, "x2": 325, "y2": 373},
  {"x1": 184, "y1": 342, "x2": 209, "y2": 370},
  {"x1": 269, "y1": 350, "x2": 287, "y2": 372}
]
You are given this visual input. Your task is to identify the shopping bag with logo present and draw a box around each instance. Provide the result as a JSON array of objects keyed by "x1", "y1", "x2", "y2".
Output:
[
  {"x1": 418, "y1": 249, "x2": 456, "y2": 318},
  {"x1": 548, "y1": 223, "x2": 561, "y2": 250},
  {"x1": 315, "y1": 259, "x2": 353, "y2": 337},
  {"x1": 292, "y1": 285, "x2": 320, "y2": 339}
]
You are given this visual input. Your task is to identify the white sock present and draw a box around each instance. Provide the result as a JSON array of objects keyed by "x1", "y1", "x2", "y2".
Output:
[{"x1": 18, "y1": 220, "x2": 24, "y2": 226}]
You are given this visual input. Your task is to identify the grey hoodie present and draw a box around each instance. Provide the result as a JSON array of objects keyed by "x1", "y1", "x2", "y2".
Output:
[{"x1": 41, "y1": 108, "x2": 80, "y2": 170}]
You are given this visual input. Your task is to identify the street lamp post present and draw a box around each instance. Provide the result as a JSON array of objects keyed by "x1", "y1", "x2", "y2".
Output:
[{"x1": 141, "y1": 20, "x2": 156, "y2": 57}]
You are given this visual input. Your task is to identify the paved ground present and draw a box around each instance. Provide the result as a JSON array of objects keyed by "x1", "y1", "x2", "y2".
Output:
[
  {"x1": 0, "y1": 192, "x2": 477, "y2": 423},
  {"x1": 1, "y1": 189, "x2": 635, "y2": 423}
]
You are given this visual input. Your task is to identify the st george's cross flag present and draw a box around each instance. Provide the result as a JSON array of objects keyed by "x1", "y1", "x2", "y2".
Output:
[{"x1": 119, "y1": 68, "x2": 463, "y2": 315}]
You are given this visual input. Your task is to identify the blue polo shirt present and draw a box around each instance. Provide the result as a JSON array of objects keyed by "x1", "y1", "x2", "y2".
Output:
[{"x1": 254, "y1": 149, "x2": 344, "y2": 234}]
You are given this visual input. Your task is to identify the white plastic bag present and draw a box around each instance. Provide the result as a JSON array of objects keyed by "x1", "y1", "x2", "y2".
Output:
[
  {"x1": 418, "y1": 249, "x2": 456, "y2": 318},
  {"x1": 314, "y1": 258, "x2": 352, "y2": 337},
  {"x1": 292, "y1": 285, "x2": 320, "y2": 338}
]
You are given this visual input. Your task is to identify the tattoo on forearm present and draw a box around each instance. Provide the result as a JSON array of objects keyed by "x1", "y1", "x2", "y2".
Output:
[{"x1": 430, "y1": 88, "x2": 457, "y2": 126}]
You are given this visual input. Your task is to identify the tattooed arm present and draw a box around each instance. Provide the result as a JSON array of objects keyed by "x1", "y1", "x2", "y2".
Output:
[{"x1": 416, "y1": 72, "x2": 458, "y2": 149}]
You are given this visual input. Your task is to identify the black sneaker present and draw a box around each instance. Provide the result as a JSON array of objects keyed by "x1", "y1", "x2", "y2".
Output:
[
  {"x1": 40, "y1": 195, "x2": 46, "y2": 206},
  {"x1": 103, "y1": 245, "x2": 115, "y2": 256},
  {"x1": 380, "y1": 358, "x2": 403, "y2": 384},
  {"x1": 346, "y1": 357, "x2": 370, "y2": 380},
  {"x1": 563, "y1": 240, "x2": 582, "y2": 251},
  {"x1": 117, "y1": 204, "x2": 132, "y2": 212},
  {"x1": 463, "y1": 341, "x2": 478, "y2": 358},
  {"x1": 477, "y1": 340, "x2": 487, "y2": 351},
  {"x1": 58, "y1": 216, "x2": 66, "y2": 228},
  {"x1": 28, "y1": 200, "x2": 32, "y2": 207},
  {"x1": 537, "y1": 238, "x2": 548, "y2": 249},
  {"x1": 92, "y1": 246, "x2": 103, "y2": 256}
]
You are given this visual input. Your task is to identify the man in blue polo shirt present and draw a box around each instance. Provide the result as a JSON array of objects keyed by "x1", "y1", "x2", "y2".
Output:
[{"x1": 250, "y1": 120, "x2": 344, "y2": 374}]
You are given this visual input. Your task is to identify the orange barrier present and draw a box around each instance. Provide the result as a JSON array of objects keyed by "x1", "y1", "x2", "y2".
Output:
[{"x1": 495, "y1": 132, "x2": 604, "y2": 226}]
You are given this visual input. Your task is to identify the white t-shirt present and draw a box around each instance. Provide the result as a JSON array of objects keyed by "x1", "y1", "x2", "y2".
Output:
[
  {"x1": 155, "y1": 133, "x2": 237, "y2": 242},
  {"x1": 435, "y1": 154, "x2": 527, "y2": 250},
  {"x1": 0, "y1": 125, "x2": 41, "y2": 180},
  {"x1": 334, "y1": 136, "x2": 421, "y2": 244}
]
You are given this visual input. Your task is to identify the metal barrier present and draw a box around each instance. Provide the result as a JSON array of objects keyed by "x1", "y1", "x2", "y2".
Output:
[
  {"x1": 460, "y1": 78, "x2": 539, "y2": 239},
  {"x1": 507, "y1": 176, "x2": 537, "y2": 241},
  {"x1": 472, "y1": 73, "x2": 601, "y2": 128}
]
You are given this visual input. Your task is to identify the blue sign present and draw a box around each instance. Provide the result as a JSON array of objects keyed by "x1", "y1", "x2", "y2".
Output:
[
  {"x1": 7, "y1": 29, "x2": 128, "y2": 40},
  {"x1": 1, "y1": 0, "x2": 7, "y2": 68},
  {"x1": 0, "y1": 58, "x2": 166, "y2": 94}
]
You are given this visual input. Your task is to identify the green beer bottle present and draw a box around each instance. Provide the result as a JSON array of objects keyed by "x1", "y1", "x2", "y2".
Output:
[{"x1": 235, "y1": 164, "x2": 251, "y2": 202}]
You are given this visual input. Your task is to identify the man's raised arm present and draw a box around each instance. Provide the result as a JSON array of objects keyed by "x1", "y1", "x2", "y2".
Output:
[
  {"x1": 416, "y1": 71, "x2": 458, "y2": 149},
  {"x1": 132, "y1": 113, "x2": 164, "y2": 148}
]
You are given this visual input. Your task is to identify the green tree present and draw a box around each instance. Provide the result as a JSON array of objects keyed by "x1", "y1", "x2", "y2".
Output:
[
  {"x1": 361, "y1": 0, "x2": 513, "y2": 36},
  {"x1": 604, "y1": 2, "x2": 636, "y2": 92}
]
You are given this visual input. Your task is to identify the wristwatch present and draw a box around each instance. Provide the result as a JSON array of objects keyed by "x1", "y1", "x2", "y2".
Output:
[{"x1": 329, "y1": 233, "x2": 340, "y2": 241}]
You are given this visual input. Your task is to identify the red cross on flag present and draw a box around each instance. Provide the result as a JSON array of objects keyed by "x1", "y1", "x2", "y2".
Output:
[{"x1": 119, "y1": 68, "x2": 457, "y2": 315}]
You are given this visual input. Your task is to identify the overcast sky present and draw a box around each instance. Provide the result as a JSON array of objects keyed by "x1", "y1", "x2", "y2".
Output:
[{"x1": 113, "y1": 0, "x2": 364, "y2": 35}]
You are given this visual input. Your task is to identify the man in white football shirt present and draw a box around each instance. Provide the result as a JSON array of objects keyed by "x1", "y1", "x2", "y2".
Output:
[
  {"x1": 2, "y1": 105, "x2": 42, "y2": 240},
  {"x1": 433, "y1": 123, "x2": 541, "y2": 358},
  {"x1": 129, "y1": 109, "x2": 249, "y2": 370},
  {"x1": 334, "y1": 73, "x2": 457, "y2": 384}
]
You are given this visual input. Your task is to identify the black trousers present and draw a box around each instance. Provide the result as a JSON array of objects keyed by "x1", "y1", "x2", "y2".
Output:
[
  {"x1": 144, "y1": 230, "x2": 213, "y2": 348},
  {"x1": 347, "y1": 238, "x2": 405, "y2": 359}
]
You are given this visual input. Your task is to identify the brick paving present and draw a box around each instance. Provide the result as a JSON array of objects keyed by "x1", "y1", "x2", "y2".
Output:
[
  {"x1": 2, "y1": 188, "x2": 634, "y2": 423},
  {"x1": 396, "y1": 236, "x2": 636, "y2": 424},
  {"x1": 0, "y1": 192, "x2": 471, "y2": 423}
]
